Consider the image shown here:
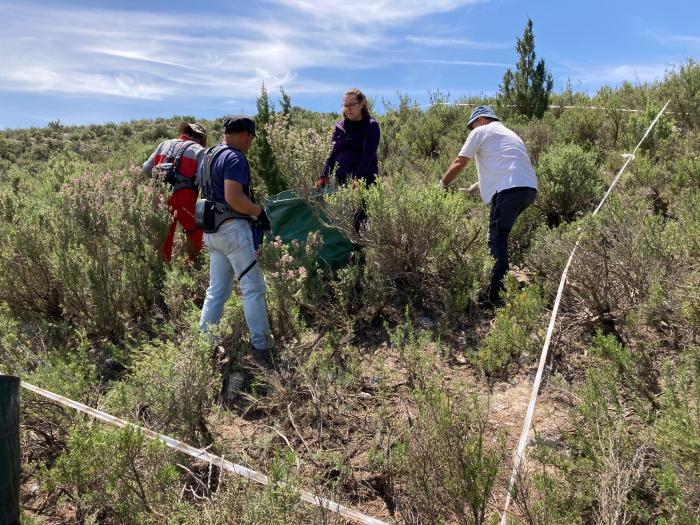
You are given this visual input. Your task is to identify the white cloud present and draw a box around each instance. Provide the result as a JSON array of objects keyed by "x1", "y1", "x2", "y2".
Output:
[
  {"x1": 391, "y1": 58, "x2": 512, "y2": 68},
  {"x1": 0, "y1": 2, "x2": 382, "y2": 100},
  {"x1": 569, "y1": 64, "x2": 670, "y2": 86},
  {"x1": 275, "y1": 0, "x2": 483, "y2": 24},
  {"x1": 406, "y1": 35, "x2": 509, "y2": 50},
  {"x1": 0, "y1": 0, "x2": 495, "y2": 105},
  {"x1": 650, "y1": 31, "x2": 700, "y2": 50}
]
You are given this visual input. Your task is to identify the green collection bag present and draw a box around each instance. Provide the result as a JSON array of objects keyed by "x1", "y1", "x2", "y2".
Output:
[{"x1": 265, "y1": 190, "x2": 352, "y2": 269}]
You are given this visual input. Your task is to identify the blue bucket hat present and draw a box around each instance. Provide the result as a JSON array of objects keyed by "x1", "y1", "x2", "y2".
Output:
[{"x1": 467, "y1": 105, "x2": 499, "y2": 130}]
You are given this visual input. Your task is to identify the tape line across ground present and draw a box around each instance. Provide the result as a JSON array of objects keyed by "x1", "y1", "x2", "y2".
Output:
[
  {"x1": 499, "y1": 99, "x2": 671, "y2": 525},
  {"x1": 20, "y1": 381, "x2": 390, "y2": 525}
]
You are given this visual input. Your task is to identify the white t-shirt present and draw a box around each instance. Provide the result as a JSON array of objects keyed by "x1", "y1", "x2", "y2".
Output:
[{"x1": 458, "y1": 121, "x2": 537, "y2": 204}]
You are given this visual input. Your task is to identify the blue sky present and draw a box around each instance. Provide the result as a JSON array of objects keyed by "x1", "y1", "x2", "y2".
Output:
[{"x1": 1, "y1": 0, "x2": 698, "y2": 129}]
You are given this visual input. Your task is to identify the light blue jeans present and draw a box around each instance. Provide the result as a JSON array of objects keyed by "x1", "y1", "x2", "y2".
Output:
[{"x1": 199, "y1": 219, "x2": 272, "y2": 350}]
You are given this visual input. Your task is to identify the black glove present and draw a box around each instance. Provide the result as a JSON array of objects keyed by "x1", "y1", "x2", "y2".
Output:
[{"x1": 253, "y1": 209, "x2": 271, "y2": 231}]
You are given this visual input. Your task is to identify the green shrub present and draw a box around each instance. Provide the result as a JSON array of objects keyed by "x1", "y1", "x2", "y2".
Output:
[
  {"x1": 249, "y1": 84, "x2": 287, "y2": 195},
  {"x1": 182, "y1": 449, "x2": 329, "y2": 525},
  {"x1": 140, "y1": 123, "x2": 172, "y2": 143},
  {"x1": 45, "y1": 424, "x2": 186, "y2": 524},
  {"x1": 660, "y1": 59, "x2": 700, "y2": 131},
  {"x1": 388, "y1": 386, "x2": 506, "y2": 525},
  {"x1": 0, "y1": 302, "x2": 27, "y2": 375},
  {"x1": 654, "y1": 345, "x2": 700, "y2": 523},
  {"x1": 0, "y1": 157, "x2": 171, "y2": 340},
  {"x1": 527, "y1": 195, "x2": 674, "y2": 335},
  {"x1": 393, "y1": 94, "x2": 469, "y2": 160},
  {"x1": 104, "y1": 329, "x2": 217, "y2": 444},
  {"x1": 623, "y1": 101, "x2": 676, "y2": 156},
  {"x1": 535, "y1": 143, "x2": 603, "y2": 226},
  {"x1": 476, "y1": 278, "x2": 547, "y2": 376},
  {"x1": 258, "y1": 232, "x2": 323, "y2": 341},
  {"x1": 265, "y1": 114, "x2": 331, "y2": 194},
  {"x1": 516, "y1": 111, "x2": 561, "y2": 165},
  {"x1": 357, "y1": 176, "x2": 491, "y2": 316},
  {"x1": 554, "y1": 106, "x2": 601, "y2": 149},
  {"x1": 517, "y1": 335, "x2": 656, "y2": 525}
]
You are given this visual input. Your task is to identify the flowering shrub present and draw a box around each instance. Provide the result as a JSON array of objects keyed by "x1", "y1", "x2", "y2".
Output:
[
  {"x1": 259, "y1": 232, "x2": 323, "y2": 339},
  {"x1": 55, "y1": 166, "x2": 171, "y2": 337},
  {"x1": 0, "y1": 157, "x2": 171, "y2": 339},
  {"x1": 265, "y1": 115, "x2": 332, "y2": 197}
]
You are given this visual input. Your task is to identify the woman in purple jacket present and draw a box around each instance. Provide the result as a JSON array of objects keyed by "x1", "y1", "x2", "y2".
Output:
[{"x1": 317, "y1": 88, "x2": 380, "y2": 188}]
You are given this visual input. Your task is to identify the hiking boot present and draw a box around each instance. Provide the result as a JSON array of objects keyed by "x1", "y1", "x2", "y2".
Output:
[
  {"x1": 477, "y1": 292, "x2": 504, "y2": 310},
  {"x1": 250, "y1": 346, "x2": 275, "y2": 371}
]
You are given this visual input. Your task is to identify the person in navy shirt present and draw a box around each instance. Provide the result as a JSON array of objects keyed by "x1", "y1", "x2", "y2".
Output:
[{"x1": 199, "y1": 116, "x2": 274, "y2": 365}]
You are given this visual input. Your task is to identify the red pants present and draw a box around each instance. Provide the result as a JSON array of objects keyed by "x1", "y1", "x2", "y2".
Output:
[{"x1": 162, "y1": 189, "x2": 203, "y2": 262}]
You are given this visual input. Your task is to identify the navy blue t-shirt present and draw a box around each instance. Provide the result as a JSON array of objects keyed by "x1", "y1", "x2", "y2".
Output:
[{"x1": 209, "y1": 147, "x2": 251, "y2": 203}]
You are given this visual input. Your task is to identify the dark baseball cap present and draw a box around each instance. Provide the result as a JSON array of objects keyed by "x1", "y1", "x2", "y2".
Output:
[{"x1": 223, "y1": 115, "x2": 256, "y2": 136}]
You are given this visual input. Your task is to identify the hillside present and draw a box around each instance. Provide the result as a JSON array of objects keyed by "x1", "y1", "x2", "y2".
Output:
[{"x1": 1, "y1": 62, "x2": 699, "y2": 525}]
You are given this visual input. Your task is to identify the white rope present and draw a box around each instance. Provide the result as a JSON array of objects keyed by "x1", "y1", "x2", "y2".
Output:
[
  {"x1": 416, "y1": 101, "x2": 650, "y2": 113},
  {"x1": 498, "y1": 99, "x2": 670, "y2": 525},
  {"x1": 20, "y1": 381, "x2": 390, "y2": 525}
]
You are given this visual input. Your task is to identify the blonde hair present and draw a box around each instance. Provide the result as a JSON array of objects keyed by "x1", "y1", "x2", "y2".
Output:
[{"x1": 344, "y1": 88, "x2": 371, "y2": 119}]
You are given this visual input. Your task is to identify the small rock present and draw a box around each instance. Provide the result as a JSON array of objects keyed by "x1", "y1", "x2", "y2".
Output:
[
  {"x1": 225, "y1": 371, "x2": 246, "y2": 403},
  {"x1": 418, "y1": 315, "x2": 435, "y2": 329},
  {"x1": 453, "y1": 354, "x2": 468, "y2": 365}
]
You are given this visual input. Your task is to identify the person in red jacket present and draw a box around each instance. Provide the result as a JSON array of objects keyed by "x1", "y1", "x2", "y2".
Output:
[{"x1": 143, "y1": 121, "x2": 207, "y2": 262}]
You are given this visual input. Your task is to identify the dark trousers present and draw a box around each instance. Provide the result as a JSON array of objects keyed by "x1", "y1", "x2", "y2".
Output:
[{"x1": 488, "y1": 187, "x2": 537, "y2": 302}]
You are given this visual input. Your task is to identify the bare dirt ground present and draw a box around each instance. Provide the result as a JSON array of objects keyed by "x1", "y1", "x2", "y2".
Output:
[{"x1": 206, "y1": 323, "x2": 574, "y2": 524}]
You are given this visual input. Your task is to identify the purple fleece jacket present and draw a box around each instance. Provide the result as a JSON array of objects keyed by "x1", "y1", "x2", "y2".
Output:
[{"x1": 322, "y1": 117, "x2": 380, "y2": 185}]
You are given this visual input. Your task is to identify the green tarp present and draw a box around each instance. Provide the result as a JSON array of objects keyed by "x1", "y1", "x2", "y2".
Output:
[{"x1": 265, "y1": 190, "x2": 352, "y2": 269}]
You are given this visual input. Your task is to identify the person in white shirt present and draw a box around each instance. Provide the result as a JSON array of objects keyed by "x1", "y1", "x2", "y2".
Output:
[{"x1": 440, "y1": 105, "x2": 538, "y2": 306}]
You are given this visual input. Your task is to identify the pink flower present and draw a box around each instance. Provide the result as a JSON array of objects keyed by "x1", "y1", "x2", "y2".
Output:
[
  {"x1": 298, "y1": 267, "x2": 307, "y2": 276},
  {"x1": 286, "y1": 270, "x2": 295, "y2": 279}
]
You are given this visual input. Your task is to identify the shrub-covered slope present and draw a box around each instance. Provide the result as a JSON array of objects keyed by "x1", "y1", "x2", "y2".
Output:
[{"x1": 1, "y1": 62, "x2": 699, "y2": 524}]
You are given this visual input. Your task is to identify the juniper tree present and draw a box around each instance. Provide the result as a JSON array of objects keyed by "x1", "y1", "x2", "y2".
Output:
[
  {"x1": 280, "y1": 86, "x2": 292, "y2": 117},
  {"x1": 251, "y1": 83, "x2": 287, "y2": 195},
  {"x1": 501, "y1": 18, "x2": 553, "y2": 119}
]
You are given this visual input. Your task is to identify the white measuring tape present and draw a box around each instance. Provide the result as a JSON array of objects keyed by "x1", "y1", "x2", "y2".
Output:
[
  {"x1": 499, "y1": 99, "x2": 671, "y2": 525},
  {"x1": 417, "y1": 101, "x2": 650, "y2": 113},
  {"x1": 20, "y1": 381, "x2": 389, "y2": 525}
]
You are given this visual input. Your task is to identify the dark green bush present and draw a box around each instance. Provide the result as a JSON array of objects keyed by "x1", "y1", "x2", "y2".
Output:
[
  {"x1": 527, "y1": 195, "x2": 674, "y2": 335},
  {"x1": 357, "y1": 175, "x2": 491, "y2": 315},
  {"x1": 476, "y1": 278, "x2": 547, "y2": 376},
  {"x1": 140, "y1": 123, "x2": 172, "y2": 143},
  {"x1": 660, "y1": 59, "x2": 700, "y2": 131},
  {"x1": 535, "y1": 143, "x2": 603, "y2": 226},
  {"x1": 45, "y1": 424, "x2": 185, "y2": 523},
  {"x1": 551, "y1": 334, "x2": 653, "y2": 524}
]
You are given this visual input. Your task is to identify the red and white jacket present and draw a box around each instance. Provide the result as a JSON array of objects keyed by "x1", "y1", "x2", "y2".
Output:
[{"x1": 142, "y1": 135, "x2": 205, "y2": 186}]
